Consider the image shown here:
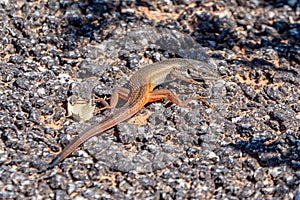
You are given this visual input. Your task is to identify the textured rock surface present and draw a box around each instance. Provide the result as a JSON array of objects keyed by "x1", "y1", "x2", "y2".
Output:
[{"x1": 0, "y1": 0, "x2": 299, "y2": 199}]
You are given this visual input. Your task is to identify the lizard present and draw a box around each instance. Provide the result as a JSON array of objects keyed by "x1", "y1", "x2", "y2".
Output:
[{"x1": 48, "y1": 58, "x2": 220, "y2": 169}]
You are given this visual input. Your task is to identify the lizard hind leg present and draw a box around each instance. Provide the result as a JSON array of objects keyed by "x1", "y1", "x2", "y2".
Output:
[
  {"x1": 182, "y1": 96, "x2": 213, "y2": 108},
  {"x1": 148, "y1": 89, "x2": 212, "y2": 108},
  {"x1": 94, "y1": 87, "x2": 130, "y2": 112}
]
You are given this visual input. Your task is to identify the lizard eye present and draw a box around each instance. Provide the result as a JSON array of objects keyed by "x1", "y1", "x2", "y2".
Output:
[{"x1": 187, "y1": 69, "x2": 191, "y2": 74}]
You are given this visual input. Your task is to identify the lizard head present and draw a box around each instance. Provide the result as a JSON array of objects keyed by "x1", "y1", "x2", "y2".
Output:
[{"x1": 184, "y1": 58, "x2": 221, "y2": 83}]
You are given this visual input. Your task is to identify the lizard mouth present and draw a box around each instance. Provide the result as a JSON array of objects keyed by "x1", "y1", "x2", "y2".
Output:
[
  {"x1": 203, "y1": 76, "x2": 220, "y2": 80},
  {"x1": 193, "y1": 76, "x2": 219, "y2": 82},
  {"x1": 192, "y1": 78, "x2": 206, "y2": 82}
]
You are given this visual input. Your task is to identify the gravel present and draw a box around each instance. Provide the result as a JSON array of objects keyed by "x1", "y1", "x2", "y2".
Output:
[{"x1": 0, "y1": 0, "x2": 299, "y2": 199}]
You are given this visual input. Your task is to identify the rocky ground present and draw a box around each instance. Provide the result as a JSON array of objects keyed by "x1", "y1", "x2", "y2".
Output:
[{"x1": 0, "y1": 0, "x2": 299, "y2": 199}]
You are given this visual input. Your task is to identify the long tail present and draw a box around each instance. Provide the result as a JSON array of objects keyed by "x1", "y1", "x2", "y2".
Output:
[{"x1": 48, "y1": 103, "x2": 142, "y2": 169}]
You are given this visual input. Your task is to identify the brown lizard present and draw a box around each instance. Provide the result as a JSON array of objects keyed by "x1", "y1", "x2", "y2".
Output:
[{"x1": 48, "y1": 58, "x2": 220, "y2": 168}]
